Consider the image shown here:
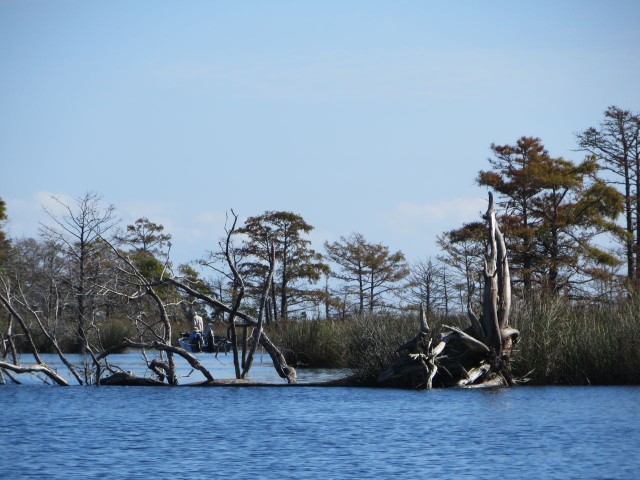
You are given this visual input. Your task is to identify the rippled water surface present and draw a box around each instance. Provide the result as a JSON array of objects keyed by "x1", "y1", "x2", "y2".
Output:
[{"x1": 1, "y1": 356, "x2": 639, "y2": 479}]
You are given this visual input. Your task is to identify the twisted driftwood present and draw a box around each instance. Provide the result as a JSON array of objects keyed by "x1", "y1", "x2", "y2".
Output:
[{"x1": 379, "y1": 192, "x2": 519, "y2": 389}]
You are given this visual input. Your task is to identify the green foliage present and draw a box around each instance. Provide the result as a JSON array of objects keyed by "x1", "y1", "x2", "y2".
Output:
[
  {"x1": 324, "y1": 233, "x2": 409, "y2": 314},
  {"x1": 237, "y1": 210, "x2": 329, "y2": 321},
  {"x1": 476, "y1": 136, "x2": 623, "y2": 295},
  {"x1": 576, "y1": 106, "x2": 640, "y2": 288},
  {"x1": 94, "y1": 318, "x2": 135, "y2": 351},
  {"x1": 131, "y1": 250, "x2": 165, "y2": 280},
  {"x1": 117, "y1": 217, "x2": 171, "y2": 256},
  {"x1": 177, "y1": 263, "x2": 214, "y2": 298}
]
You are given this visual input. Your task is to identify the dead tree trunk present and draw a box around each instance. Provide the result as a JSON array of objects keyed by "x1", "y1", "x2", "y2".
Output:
[
  {"x1": 164, "y1": 277, "x2": 297, "y2": 384},
  {"x1": 0, "y1": 290, "x2": 72, "y2": 386},
  {"x1": 96, "y1": 339, "x2": 215, "y2": 384},
  {"x1": 242, "y1": 240, "x2": 276, "y2": 379},
  {"x1": 379, "y1": 192, "x2": 519, "y2": 389}
]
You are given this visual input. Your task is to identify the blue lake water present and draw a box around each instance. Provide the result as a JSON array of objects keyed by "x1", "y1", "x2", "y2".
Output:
[{"x1": 1, "y1": 354, "x2": 639, "y2": 479}]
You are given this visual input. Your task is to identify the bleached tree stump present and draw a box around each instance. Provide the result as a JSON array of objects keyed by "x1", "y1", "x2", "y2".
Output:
[{"x1": 378, "y1": 192, "x2": 519, "y2": 389}]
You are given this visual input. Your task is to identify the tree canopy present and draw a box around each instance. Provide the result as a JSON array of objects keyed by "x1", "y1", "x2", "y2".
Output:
[
  {"x1": 324, "y1": 233, "x2": 409, "y2": 314},
  {"x1": 477, "y1": 137, "x2": 623, "y2": 296},
  {"x1": 576, "y1": 106, "x2": 640, "y2": 289},
  {"x1": 236, "y1": 211, "x2": 329, "y2": 321}
]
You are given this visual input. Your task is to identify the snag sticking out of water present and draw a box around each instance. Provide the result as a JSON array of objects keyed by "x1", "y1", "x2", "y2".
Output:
[{"x1": 378, "y1": 192, "x2": 519, "y2": 389}]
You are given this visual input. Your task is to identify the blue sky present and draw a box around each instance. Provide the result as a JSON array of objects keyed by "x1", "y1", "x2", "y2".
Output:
[{"x1": 2, "y1": 0, "x2": 639, "y2": 266}]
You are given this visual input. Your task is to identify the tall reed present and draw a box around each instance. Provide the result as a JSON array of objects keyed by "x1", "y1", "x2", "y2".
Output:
[
  {"x1": 270, "y1": 297, "x2": 640, "y2": 386},
  {"x1": 511, "y1": 294, "x2": 640, "y2": 385},
  {"x1": 269, "y1": 319, "x2": 350, "y2": 368},
  {"x1": 270, "y1": 312, "x2": 468, "y2": 381}
]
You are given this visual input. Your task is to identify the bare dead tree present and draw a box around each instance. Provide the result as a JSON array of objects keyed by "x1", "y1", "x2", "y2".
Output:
[
  {"x1": 96, "y1": 339, "x2": 214, "y2": 383},
  {"x1": 242, "y1": 238, "x2": 276, "y2": 379},
  {"x1": 221, "y1": 211, "x2": 246, "y2": 379},
  {"x1": 0, "y1": 287, "x2": 71, "y2": 386},
  {"x1": 95, "y1": 237, "x2": 182, "y2": 385},
  {"x1": 96, "y1": 211, "x2": 296, "y2": 385},
  {"x1": 163, "y1": 277, "x2": 297, "y2": 384},
  {"x1": 40, "y1": 192, "x2": 118, "y2": 354},
  {"x1": 379, "y1": 192, "x2": 519, "y2": 389}
]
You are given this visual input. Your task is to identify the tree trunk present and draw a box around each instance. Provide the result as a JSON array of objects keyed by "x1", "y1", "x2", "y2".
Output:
[{"x1": 378, "y1": 192, "x2": 519, "y2": 389}]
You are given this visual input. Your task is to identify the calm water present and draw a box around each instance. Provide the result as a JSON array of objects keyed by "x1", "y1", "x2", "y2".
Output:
[{"x1": 1, "y1": 356, "x2": 639, "y2": 479}]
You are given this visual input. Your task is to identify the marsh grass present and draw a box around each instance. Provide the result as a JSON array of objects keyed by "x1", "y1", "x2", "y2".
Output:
[
  {"x1": 343, "y1": 313, "x2": 416, "y2": 380},
  {"x1": 269, "y1": 296, "x2": 640, "y2": 386},
  {"x1": 15, "y1": 296, "x2": 635, "y2": 385},
  {"x1": 94, "y1": 318, "x2": 136, "y2": 351},
  {"x1": 269, "y1": 312, "x2": 468, "y2": 380},
  {"x1": 511, "y1": 295, "x2": 640, "y2": 385},
  {"x1": 270, "y1": 319, "x2": 349, "y2": 368}
]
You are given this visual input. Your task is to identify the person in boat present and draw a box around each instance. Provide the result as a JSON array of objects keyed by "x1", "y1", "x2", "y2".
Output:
[
  {"x1": 189, "y1": 312, "x2": 204, "y2": 350},
  {"x1": 203, "y1": 322, "x2": 216, "y2": 352}
]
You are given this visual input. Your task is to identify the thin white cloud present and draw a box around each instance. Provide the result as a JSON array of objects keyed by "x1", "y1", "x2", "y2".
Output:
[
  {"x1": 382, "y1": 197, "x2": 486, "y2": 236},
  {"x1": 35, "y1": 192, "x2": 75, "y2": 216},
  {"x1": 5, "y1": 191, "x2": 75, "y2": 238},
  {"x1": 197, "y1": 210, "x2": 227, "y2": 226}
]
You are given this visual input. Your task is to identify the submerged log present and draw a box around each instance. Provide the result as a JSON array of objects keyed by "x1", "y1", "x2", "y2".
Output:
[
  {"x1": 378, "y1": 192, "x2": 518, "y2": 390},
  {"x1": 101, "y1": 371, "x2": 168, "y2": 386}
]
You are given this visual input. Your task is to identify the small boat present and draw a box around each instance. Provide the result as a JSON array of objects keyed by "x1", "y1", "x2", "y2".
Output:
[{"x1": 178, "y1": 332, "x2": 233, "y2": 354}]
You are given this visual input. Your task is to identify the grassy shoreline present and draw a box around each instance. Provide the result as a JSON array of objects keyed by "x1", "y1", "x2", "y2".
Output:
[
  {"x1": 271, "y1": 295, "x2": 640, "y2": 386},
  {"x1": 6, "y1": 296, "x2": 639, "y2": 387}
]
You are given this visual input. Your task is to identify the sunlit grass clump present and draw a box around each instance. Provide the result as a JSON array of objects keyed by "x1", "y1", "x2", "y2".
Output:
[{"x1": 511, "y1": 294, "x2": 640, "y2": 385}]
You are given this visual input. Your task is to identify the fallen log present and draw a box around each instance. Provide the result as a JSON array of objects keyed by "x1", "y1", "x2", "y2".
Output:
[
  {"x1": 0, "y1": 360, "x2": 70, "y2": 386},
  {"x1": 97, "y1": 338, "x2": 215, "y2": 383},
  {"x1": 101, "y1": 371, "x2": 168, "y2": 386}
]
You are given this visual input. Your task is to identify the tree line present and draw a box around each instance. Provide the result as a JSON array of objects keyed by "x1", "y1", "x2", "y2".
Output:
[{"x1": 1, "y1": 106, "x2": 639, "y2": 359}]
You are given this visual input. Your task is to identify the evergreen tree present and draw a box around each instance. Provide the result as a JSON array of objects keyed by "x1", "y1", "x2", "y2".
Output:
[
  {"x1": 478, "y1": 137, "x2": 623, "y2": 296},
  {"x1": 116, "y1": 217, "x2": 172, "y2": 284},
  {"x1": 237, "y1": 211, "x2": 329, "y2": 321},
  {"x1": 116, "y1": 217, "x2": 171, "y2": 256},
  {"x1": 324, "y1": 233, "x2": 409, "y2": 314},
  {"x1": 577, "y1": 106, "x2": 640, "y2": 289}
]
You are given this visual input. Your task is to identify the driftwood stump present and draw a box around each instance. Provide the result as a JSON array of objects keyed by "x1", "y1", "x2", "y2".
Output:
[{"x1": 379, "y1": 192, "x2": 519, "y2": 389}]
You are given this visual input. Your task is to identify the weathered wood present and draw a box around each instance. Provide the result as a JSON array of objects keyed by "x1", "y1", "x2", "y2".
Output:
[
  {"x1": 456, "y1": 363, "x2": 490, "y2": 387},
  {"x1": 419, "y1": 303, "x2": 430, "y2": 334},
  {"x1": 461, "y1": 374, "x2": 507, "y2": 389},
  {"x1": 97, "y1": 339, "x2": 215, "y2": 383},
  {"x1": 242, "y1": 239, "x2": 276, "y2": 379},
  {"x1": 380, "y1": 192, "x2": 518, "y2": 390},
  {"x1": 483, "y1": 192, "x2": 503, "y2": 354},
  {"x1": 500, "y1": 326, "x2": 519, "y2": 340},
  {"x1": 0, "y1": 360, "x2": 70, "y2": 386},
  {"x1": 495, "y1": 224, "x2": 511, "y2": 330},
  {"x1": 430, "y1": 340, "x2": 446, "y2": 357},
  {"x1": 259, "y1": 331, "x2": 297, "y2": 384},
  {"x1": 164, "y1": 277, "x2": 297, "y2": 384},
  {"x1": 467, "y1": 310, "x2": 486, "y2": 343},
  {"x1": 442, "y1": 325, "x2": 491, "y2": 354},
  {"x1": 101, "y1": 371, "x2": 168, "y2": 386}
]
